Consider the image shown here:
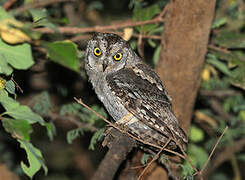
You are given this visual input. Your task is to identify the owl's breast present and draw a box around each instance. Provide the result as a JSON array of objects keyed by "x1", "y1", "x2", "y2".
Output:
[{"x1": 90, "y1": 73, "x2": 129, "y2": 122}]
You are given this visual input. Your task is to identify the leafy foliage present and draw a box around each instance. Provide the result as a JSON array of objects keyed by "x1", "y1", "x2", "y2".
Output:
[
  {"x1": 32, "y1": 91, "x2": 52, "y2": 116},
  {"x1": 60, "y1": 103, "x2": 107, "y2": 126},
  {"x1": 89, "y1": 128, "x2": 105, "y2": 150},
  {"x1": 67, "y1": 127, "x2": 84, "y2": 144},
  {"x1": 0, "y1": 38, "x2": 34, "y2": 75},
  {"x1": 133, "y1": 4, "x2": 160, "y2": 33},
  {"x1": 5, "y1": 80, "x2": 15, "y2": 95},
  {"x1": 141, "y1": 153, "x2": 152, "y2": 165},
  {"x1": 189, "y1": 125, "x2": 204, "y2": 143},
  {"x1": 0, "y1": 89, "x2": 48, "y2": 178},
  {"x1": 44, "y1": 41, "x2": 80, "y2": 72},
  {"x1": 0, "y1": 0, "x2": 244, "y2": 179},
  {"x1": 18, "y1": 140, "x2": 48, "y2": 179}
]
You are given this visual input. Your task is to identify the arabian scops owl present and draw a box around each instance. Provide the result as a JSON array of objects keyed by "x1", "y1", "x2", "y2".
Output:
[{"x1": 85, "y1": 33, "x2": 187, "y2": 150}]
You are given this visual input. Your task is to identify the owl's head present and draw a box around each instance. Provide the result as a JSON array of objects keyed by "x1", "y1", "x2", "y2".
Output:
[{"x1": 85, "y1": 33, "x2": 140, "y2": 74}]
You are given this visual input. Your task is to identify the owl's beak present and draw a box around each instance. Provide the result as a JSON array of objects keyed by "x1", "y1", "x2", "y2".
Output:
[{"x1": 102, "y1": 61, "x2": 108, "y2": 72}]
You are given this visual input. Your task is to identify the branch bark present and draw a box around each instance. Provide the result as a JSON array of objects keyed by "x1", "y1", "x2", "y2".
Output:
[{"x1": 91, "y1": 128, "x2": 136, "y2": 180}]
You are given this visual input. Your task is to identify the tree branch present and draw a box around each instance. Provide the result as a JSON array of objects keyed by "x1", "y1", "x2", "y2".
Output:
[
  {"x1": 91, "y1": 128, "x2": 136, "y2": 180},
  {"x1": 34, "y1": 10, "x2": 165, "y2": 34}
]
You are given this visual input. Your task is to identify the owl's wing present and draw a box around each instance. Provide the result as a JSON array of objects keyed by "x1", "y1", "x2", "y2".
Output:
[{"x1": 106, "y1": 64, "x2": 188, "y2": 147}]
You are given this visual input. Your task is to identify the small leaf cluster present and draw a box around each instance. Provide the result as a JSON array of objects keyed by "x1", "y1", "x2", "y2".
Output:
[
  {"x1": 0, "y1": 77, "x2": 49, "y2": 179},
  {"x1": 60, "y1": 103, "x2": 107, "y2": 146}
]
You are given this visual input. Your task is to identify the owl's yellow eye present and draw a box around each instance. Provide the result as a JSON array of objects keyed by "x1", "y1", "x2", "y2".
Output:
[
  {"x1": 94, "y1": 47, "x2": 102, "y2": 57},
  {"x1": 113, "y1": 53, "x2": 122, "y2": 61}
]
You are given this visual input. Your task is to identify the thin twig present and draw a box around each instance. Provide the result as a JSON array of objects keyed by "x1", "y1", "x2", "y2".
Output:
[
  {"x1": 137, "y1": 138, "x2": 171, "y2": 180},
  {"x1": 200, "y1": 126, "x2": 228, "y2": 174},
  {"x1": 168, "y1": 128, "x2": 203, "y2": 179},
  {"x1": 35, "y1": 6, "x2": 167, "y2": 35},
  {"x1": 74, "y1": 97, "x2": 185, "y2": 159},
  {"x1": 70, "y1": 33, "x2": 161, "y2": 42},
  {"x1": 49, "y1": 112, "x2": 98, "y2": 132},
  {"x1": 206, "y1": 138, "x2": 245, "y2": 176},
  {"x1": 3, "y1": 0, "x2": 17, "y2": 10},
  {"x1": 181, "y1": 147, "x2": 204, "y2": 180},
  {"x1": 208, "y1": 44, "x2": 230, "y2": 54},
  {"x1": 200, "y1": 89, "x2": 241, "y2": 98},
  {"x1": 35, "y1": 18, "x2": 163, "y2": 34},
  {"x1": 74, "y1": 97, "x2": 126, "y2": 133},
  {"x1": 67, "y1": 116, "x2": 98, "y2": 132},
  {"x1": 210, "y1": 99, "x2": 233, "y2": 122},
  {"x1": 11, "y1": 77, "x2": 23, "y2": 93}
]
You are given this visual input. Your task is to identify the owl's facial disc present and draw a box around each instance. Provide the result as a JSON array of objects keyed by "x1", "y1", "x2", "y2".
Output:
[{"x1": 86, "y1": 33, "x2": 133, "y2": 73}]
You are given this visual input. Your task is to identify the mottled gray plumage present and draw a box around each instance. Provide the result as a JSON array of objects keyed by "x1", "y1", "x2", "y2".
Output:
[{"x1": 85, "y1": 33, "x2": 187, "y2": 150}]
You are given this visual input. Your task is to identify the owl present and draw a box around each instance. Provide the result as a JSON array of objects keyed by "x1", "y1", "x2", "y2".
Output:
[{"x1": 84, "y1": 33, "x2": 187, "y2": 151}]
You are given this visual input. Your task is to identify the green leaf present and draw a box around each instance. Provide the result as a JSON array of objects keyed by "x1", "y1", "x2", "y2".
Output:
[
  {"x1": 148, "y1": 38, "x2": 157, "y2": 48},
  {"x1": 214, "y1": 31, "x2": 245, "y2": 48},
  {"x1": 18, "y1": 140, "x2": 48, "y2": 179},
  {"x1": 189, "y1": 125, "x2": 204, "y2": 142},
  {"x1": 32, "y1": 91, "x2": 51, "y2": 116},
  {"x1": 230, "y1": 65, "x2": 245, "y2": 90},
  {"x1": 60, "y1": 103, "x2": 107, "y2": 126},
  {"x1": 201, "y1": 76, "x2": 230, "y2": 90},
  {"x1": 210, "y1": 173, "x2": 229, "y2": 180},
  {"x1": 44, "y1": 41, "x2": 80, "y2": 72},
  {"x1": 0, "y1": 38, "x2": 34, "y2": 70},
  {"x1": 133, "y1": 4, "x2": 160, "y2": 33},
  {"x1": 5, "y1": 80, "x2": 15, "y2": 94},
  {"x1": 206, "y1": 54, "x2": 232, "y2": 76},
  {"x1": 208, "y1": 49, "x2": 245, "y2": 66},
  {"x1": 0, "y1": 7, "x2": 14, "y2": 21},
  {"x1": 29, "y1": 9, "x2": 57, "y2": 31},
  {"x1": 7, "y1": 106, "x2": 44, "y2": 125},
  {"x1": 141, "y1": 153, "x2": 151, "y2": 165},
  {"x1": 0, "y1": 55, "x2": 13, "y2": 75},
  {"x1": 88, "y1": 1, "x2": 104, "y2": 11},
  {"x1": 238, "y1": 110, "x2": 245, "y2": 122},
  {"x1": 2, "y1": 118, "x2": 32, "y2": 141},
  {"x1": 29, "y1": 8, "x2": 48, "y2": 22},
  {"x1": 153, "y1": 45, "x2": 161, "y2": 65},
  {"x1": 180, "y1": 163, "x2": 195, "y2": 179},
  {"x1": 211, "y1": 17, "x2": 227, "y2": 29},
  {"x1": 88, "y1": 105, "x2": 108, "y2": 124},
  {"x1": 89, "y1": 128, "x2": 105, "y2": 150},
  {"x1": 223, "y1": 95, "x2": 244, "y2": 113},
  {"x1": 60, "y1": 103, "x2": 82, "y2": 116},
  {"x1": 238, "y1": 154, "x2": 245, "y2": 162},
  {"x1": 45, "y1": 122, "x2": 56, "y2": 141},
  {"x1": 0, "y1": 90, "x2": 45, "y2": 125},
  {"x1": 67, "y1": 127, "x2": 84, "y2": 144},
  {"x1": 187, "y1": 144, "x2": 208, "y2": 168},
  {"x1": 160, "y1": 154, "x2": 167, "y2": 164}
]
